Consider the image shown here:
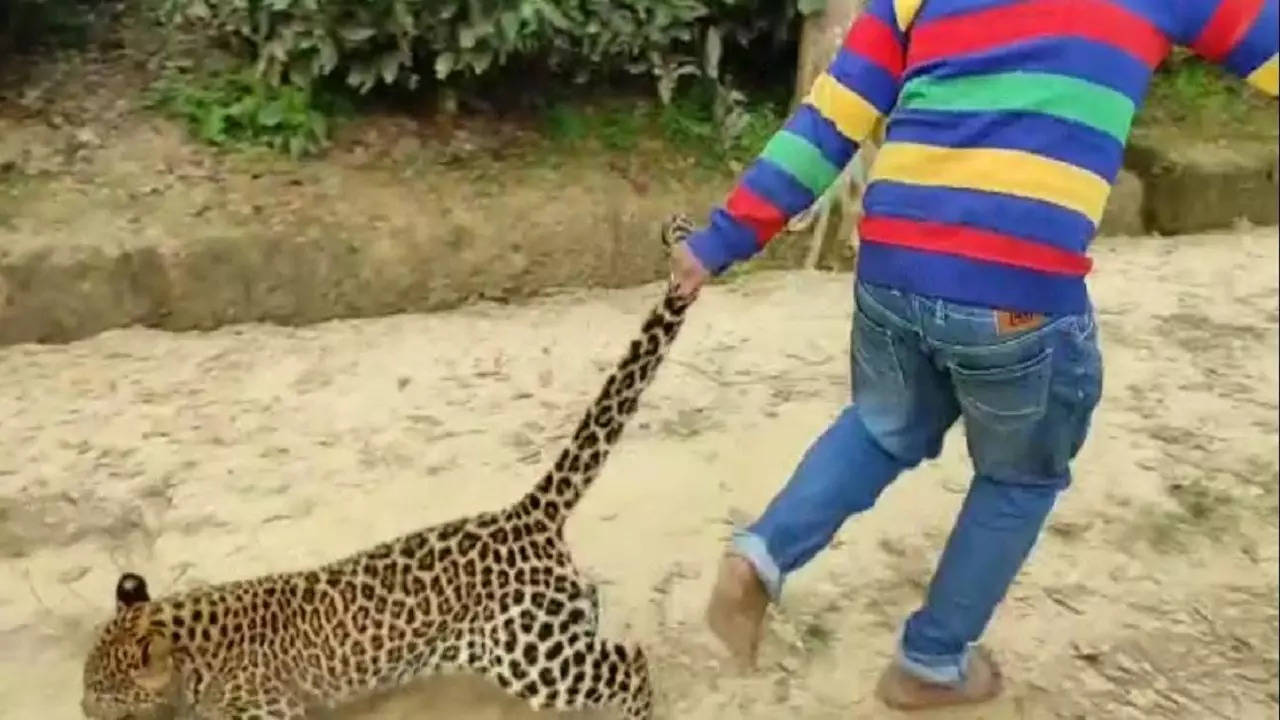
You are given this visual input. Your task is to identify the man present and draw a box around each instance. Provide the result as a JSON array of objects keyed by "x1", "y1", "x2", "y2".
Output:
[{"x1": 668, "y1": 0, "x2": 1277, "y2": 710}]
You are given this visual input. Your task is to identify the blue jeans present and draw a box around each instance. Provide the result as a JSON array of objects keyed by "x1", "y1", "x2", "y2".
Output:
[{"x1": 732, "y1": 280, "x2": 1103, "y2": 685}]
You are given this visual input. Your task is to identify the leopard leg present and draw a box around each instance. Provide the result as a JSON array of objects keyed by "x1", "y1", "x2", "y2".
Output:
[
  {"x1": 193, "y1": 693, "x2": 306, "y2": 720},
  {"x1": 580, "y1": 637, "x2": 654, "y2": 720},
  {"x1": 484, "y1": 609, "x2": 653, "y2": 720},
  {"x1": 191, "y1": 674, "x2": 307, "y2": 720}
]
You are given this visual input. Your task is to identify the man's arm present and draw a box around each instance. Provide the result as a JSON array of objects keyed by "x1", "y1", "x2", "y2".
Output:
[
  {"x1": 1183, "y1": 0, "x2": 1278, "y2": 96},
  {"x1": 683, "y1": 0, "x2": 912, "y2": 276}
]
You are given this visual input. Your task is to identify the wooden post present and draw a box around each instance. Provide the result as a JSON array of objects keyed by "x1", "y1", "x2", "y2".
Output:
[
  {"x1": 791, "y1": 0, "x2": 865, "y2": 111},
  {"x1": 788, "y1": 0, "x2": 873, "y2": 271}
]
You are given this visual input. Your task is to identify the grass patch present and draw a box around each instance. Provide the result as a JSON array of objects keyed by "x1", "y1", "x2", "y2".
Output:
[
  {"x1": 542, "y1": 101, "x2": 646, "y2": 153},
  {"x1": 538, "y1": 79, "x2": 784, "y2": 170},
  {"x1": 1137, "y1": 49, "x2": 1278, "y2": 137},
  {"x1": 147, "y1": 68, "x2": 355, "y2": 158}
]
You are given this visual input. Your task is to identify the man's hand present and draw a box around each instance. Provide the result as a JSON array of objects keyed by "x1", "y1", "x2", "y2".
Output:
[{"x1": 669, "y1": 241, "x2": 711, "y2": 299}]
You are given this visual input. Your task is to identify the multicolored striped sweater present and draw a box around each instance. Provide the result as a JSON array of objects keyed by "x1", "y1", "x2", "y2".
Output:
[{"x1": 684, "y1": 0, "x2": 1279, "y2": 314}]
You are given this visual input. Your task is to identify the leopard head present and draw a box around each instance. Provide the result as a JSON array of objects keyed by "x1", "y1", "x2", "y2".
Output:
[{"x1": 81, "y1": 573, "x2": 178, "y2": 720}]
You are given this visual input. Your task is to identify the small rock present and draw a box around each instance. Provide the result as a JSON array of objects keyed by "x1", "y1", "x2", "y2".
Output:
[
  {"x1": 1070, "y1": 640, "x2": 1105, "y2": 663},
  {"x1": 73, "y1": 127, "x2": 102, "y2": 149}
]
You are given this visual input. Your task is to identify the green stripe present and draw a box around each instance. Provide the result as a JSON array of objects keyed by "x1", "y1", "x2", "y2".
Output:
[
  {"x1": 760, "y1": 130, "x2": 841, "y2": 195},
  {"x1": 899, "y1": 71, "x2": 1135, "y2": 143}
]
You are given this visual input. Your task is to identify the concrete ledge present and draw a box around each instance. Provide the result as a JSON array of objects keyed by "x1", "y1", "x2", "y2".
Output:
[
  {"x1": 0, "y1": 181, "x2": 731, "y2": 345},
  {"x1": 1126, "y1": 132, "x2": 1279, "y2": 235},
  {"x1": 1098, "y1": 169, "x2": 1146, "y2": 237}
]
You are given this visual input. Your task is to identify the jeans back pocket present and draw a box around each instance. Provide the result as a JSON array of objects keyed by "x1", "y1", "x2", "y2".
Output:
[{"x1": 948, "y1": 348, "x2": 1054, "y2": 432}]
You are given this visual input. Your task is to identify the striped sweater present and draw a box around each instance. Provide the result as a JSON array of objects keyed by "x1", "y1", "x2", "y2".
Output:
[{"x1": 685, "y1": 0, "x2": 1280, "y2": 314}]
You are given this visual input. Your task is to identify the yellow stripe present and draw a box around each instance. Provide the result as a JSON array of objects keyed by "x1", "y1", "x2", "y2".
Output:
[
  {"x1": 893, "y1": 0, "x2": 924, "y2": 31},
  {"x1": 1246, "y1": 54, "x2": 1279, "y2": 97},
  {"x1": 870, "y1": 143, "x2": 1113, "y2": 223},
  {"x1": 804, "y1": 73, "x2": 882, "y2": 143}
]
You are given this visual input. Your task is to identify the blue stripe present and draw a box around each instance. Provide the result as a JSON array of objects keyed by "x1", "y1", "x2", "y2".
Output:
[
  {"x1": 915, "y1": 0, "x2": 1024, "y2": 24},
  {"x1": 783, "y1": 105, "x2": 858, "y2": 171},
  {"x1": 742, "y1": 159, "x2": 817, "y2": 217},
  {"x1": 685, "y1": 214, "x2": 759, "y2": 274},
  {"x1": 862, "y1": 180, "x2": 1097, "y2": 253},
  {"x1": 865, "y1": 0, "x2": 906, "y2": 40},
  {"x1": 829, "y1": 48, "x2": 901, "y2": 114},
  {"x1": 1225, "y1": 1, "x2": 1278, "y2": 78},
  {"x1": 906, "y1": 37, "x2": 1154, "y2": 102},
  {"x1": 1176, "y1": 0, "x2": 1224, "y2": 46},
  {"x1": 886, "y1": 108, "x2": 1125, "y2": 181},
  {"x1": 1109, "y1": 0, "x2": 1182, "y2": 40},
  {"x1": 856, "y1": 240, "x2": 1090, "y2": 314}
]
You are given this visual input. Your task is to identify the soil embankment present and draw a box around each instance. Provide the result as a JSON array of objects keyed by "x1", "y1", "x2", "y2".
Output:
[{"x1": 2, "y1": 109, "x2": 1276, "y2": 347}]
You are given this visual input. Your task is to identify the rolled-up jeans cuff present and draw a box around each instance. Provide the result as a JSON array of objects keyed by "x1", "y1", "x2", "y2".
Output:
[
  {"x1": 896, "y1": 625, "x2": 971, "y2": 687},
  {"x1": 730, "y1": 529, "x2": 783, "y2": 601}
]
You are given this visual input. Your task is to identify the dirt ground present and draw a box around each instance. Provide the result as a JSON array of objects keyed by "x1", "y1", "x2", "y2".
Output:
[{"x1": 0, "y1": 227, "x2": 1277, "y2": 720}]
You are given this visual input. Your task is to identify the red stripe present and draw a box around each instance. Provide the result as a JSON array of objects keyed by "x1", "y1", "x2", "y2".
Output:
[
  {"x1": 1192, "y1": 0, "x2": 1265, "y2": 62},
  {"x1": 859, "y1": 215, "x2": 1094, "y2": 276},
  {"x1": 726, "y1": 185, "x2": 786, "y2": 246},
  {"x1": 844, "y1": 14, "x2": 904, "y2": 80},
  {"x1": 908, "y1": 0, "x2": 1169, "y2": 70}
]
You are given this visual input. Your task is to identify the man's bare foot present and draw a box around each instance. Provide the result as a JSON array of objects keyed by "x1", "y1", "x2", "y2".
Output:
[
  {"x1": 875, "y1": 646, "x2": 1004, "y2": 711},
  {"x1": 704, "y1": 553, "x2": 768, "y2": 670}
]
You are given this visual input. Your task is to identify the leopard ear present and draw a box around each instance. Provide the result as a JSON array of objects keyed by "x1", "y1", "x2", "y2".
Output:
[{"x1": 115, "y1": 572, "x2": 150, "y2": 611}]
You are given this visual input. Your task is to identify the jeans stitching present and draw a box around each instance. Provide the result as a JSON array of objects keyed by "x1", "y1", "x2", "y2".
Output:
[
  {"x1": 854, "y1": 282, "x2": 919, "y2": 335},
  {"x1": 853, "y1": 306, "x2": 907, "y2": 390},
  {"x1": 949, "y1": 347, "x2": 1055, "y2": 430}
]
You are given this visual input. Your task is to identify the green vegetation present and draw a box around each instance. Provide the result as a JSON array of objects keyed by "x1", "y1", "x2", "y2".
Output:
[
  {"x1": 541, "y1": 78, "x2": 783, "y2": 167},
  {"x1": 19, "y1": 0, "x2": 1262, "y2": 163},
  {"x1": 146, "y1": 68, "x2": 354, "y2": 158},
  {"x1": 134, "y1": 0, "x2": 800, "y2": 159},
  {"x1": 1137, "y1": 48, "x2": 1278, "y2": 137},
  {"x1": 157, "y1": 0, "x2": 799, "y2": 97}
]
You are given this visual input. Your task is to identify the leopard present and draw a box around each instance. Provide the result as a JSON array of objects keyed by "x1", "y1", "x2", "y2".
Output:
[{"x1": 80, "y1": 213, "x2": 701, "y2": 720}]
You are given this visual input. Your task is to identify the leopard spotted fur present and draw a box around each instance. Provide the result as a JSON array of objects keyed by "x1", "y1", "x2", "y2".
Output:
[{"x1": 80, "y1": 214, "x2": 700, "y2": 720}]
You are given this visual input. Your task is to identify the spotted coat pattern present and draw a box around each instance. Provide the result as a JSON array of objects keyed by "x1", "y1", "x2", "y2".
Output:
[{"x1": 80, "y1": 215, "x2": 700, "y2": 720}]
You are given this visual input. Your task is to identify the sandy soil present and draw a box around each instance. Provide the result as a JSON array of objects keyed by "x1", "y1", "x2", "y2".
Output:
[{"x1": 1, "y1": 228, "x2": 1277, "y2": 720}]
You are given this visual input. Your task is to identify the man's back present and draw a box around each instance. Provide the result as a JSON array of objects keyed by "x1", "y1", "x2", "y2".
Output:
[
  {"x1": 680, "y1": 0, "x2": 1277, "y2": 314},
  {"x1": 860, "y1": 0, "x2": 1276, "y2": 313}
]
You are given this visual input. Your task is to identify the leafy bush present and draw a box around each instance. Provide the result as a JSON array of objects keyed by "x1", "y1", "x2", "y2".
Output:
[
  {"x1": 157, "y1": 0, "x2": 798, "y2": 99},
  {"x1": 147, "y1": 68, "x2": 349, "y2": 157}
]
